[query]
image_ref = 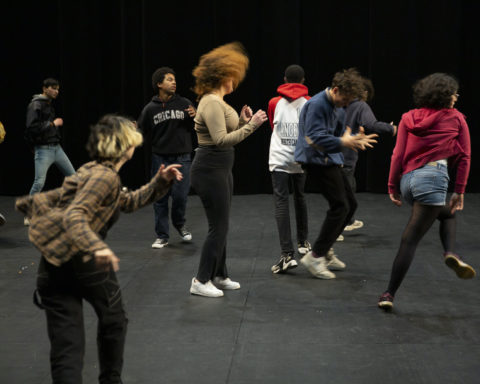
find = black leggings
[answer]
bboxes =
[191,146,234,283]
[386,203,456,295]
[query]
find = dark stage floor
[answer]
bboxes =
[0,193,479,384]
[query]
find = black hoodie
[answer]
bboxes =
[25,94,61,146]
[137,94,195,155]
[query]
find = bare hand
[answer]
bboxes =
[53,118,63,127]
[94,248,119,271]
[158,163,183,182]
[341,126,378,151]
[185,105,196,118]
[389,193,402,207]
[449,193,464,214]
[391,122,398,136]
[250,109,268,127]
[240,105,253,121]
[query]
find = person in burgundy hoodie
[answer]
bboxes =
[378,73,476,310]
[267,65,311,274]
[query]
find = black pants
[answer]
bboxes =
[271,171,308,254]
[304,164,357,256]
[342,165,357,225]
[36,256,128,384]
[191,146,234,283]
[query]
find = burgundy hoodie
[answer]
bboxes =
[267,83,310,130]
[388,108,471,194]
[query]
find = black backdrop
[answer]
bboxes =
[1,0,478,195]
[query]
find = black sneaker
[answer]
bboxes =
[176,226,192,241]
[271,252,298,274]
[378,292,394,310]
[297,240,312,255]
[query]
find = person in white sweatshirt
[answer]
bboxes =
[267,65,312,274]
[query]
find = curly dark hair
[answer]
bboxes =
[192,42,249,99]
[151,67,175,91]
[412,73,458,109]
[331,68,364,99]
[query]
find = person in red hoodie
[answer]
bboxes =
[267,65,312,273]
[378,73,476,310]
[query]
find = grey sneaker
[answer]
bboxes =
[326,248,346,271]
[300,252,335,279]
[297,240,312,255]
[152,238,168,249]
[271,252,298,274]
[176,226,192,241]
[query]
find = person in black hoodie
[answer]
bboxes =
[138,67,196,248]
[24,78,75,225]
[341,77,396,233]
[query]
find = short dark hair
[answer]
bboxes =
[412,73,458,109]
[285,64,305,83]
[331,68,363,99]
[362,77,375,103]
[151,67,175,91]
[43,78,59,88]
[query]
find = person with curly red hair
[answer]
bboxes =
[189,42,267,297]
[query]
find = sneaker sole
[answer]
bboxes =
[445,255,476,279]
[378,301,393,310]
[190,288,224,297]
[152,243,168,249]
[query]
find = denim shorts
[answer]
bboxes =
[400,162,449,206]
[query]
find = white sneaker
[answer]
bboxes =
[336,234,344,242]
[152,238,168,248]
[213,277,241,290]
[297,240,312,255]
[327,248,346,271]
[24,217,30,226]
[190,278,224,297]
[344,220,364,232]
[300,252,336,279]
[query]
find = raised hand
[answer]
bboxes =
[158,163,183,182]
[240,105,253,121]
[250,109,268,127]
[94,248,120,271]
[341,126,378,151]
[185,105,196,118]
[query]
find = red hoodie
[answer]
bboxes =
[267,83,310,129]
[388,108,471,194]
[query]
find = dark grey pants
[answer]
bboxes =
[271,171,308,254]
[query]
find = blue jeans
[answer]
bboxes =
[151,153,191,239]
[30,144,75,195]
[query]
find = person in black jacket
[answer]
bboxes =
[341,77,397,233]
[24,78,75,225]
[137,67,196,248]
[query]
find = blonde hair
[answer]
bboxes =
[87,114,143,162]
[192,42,249,99]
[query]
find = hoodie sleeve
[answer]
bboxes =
[267,97,281,130]
[25,101,55,141]
[357,102,395,135]
[303,100,342,153]
[452,114,471,193]
[388,115,408,194]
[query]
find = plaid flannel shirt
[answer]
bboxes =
[16,161,172,266]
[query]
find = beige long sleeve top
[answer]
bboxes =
[194,94,258,147]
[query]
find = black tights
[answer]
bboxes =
[386,203,456,296]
